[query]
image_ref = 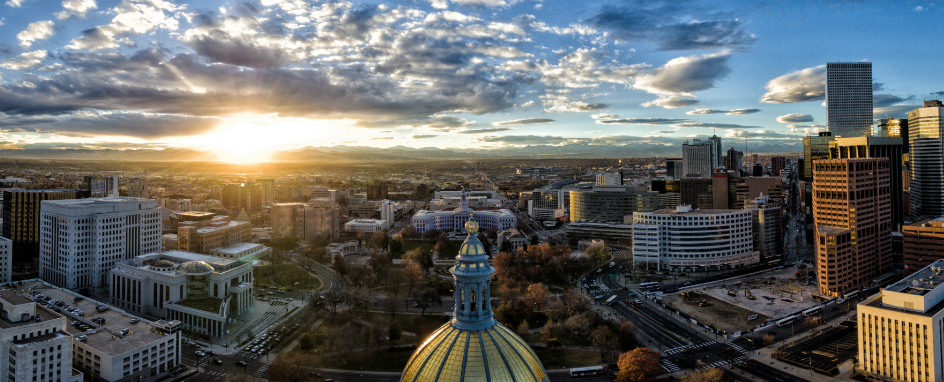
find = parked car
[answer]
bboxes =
[195,351,206,357]
[235,361,247,367]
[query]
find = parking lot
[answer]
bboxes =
[774,320,858,376]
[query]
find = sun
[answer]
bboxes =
[177,118,349,164]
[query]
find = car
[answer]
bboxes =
[195,351,206,357]
[76,335,87,342]
[251,346,260,352]
[130,318,140,324]
[244,346,253,351]
[212,359,223,365]
[235,361,248,367]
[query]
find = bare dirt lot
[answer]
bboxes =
[662,291,771,334]
[699,267,821,318]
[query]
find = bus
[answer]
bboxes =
[605,295,618,305]
[845,290,860,300]
[776,316,798,327]
[640,282,659,289]
[768,259,782,266]
[802,307,821,317]
[570,366,604,377]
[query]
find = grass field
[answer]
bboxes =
[316,345,604,371]
[253,260,322,290]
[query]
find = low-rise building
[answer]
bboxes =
[327,241,359,257]
[343,219,387,233]
[0,288,83,382]
[858,260,944,382]
[497,228,527,252]
[411,190,515,234]
[109,251,253,339]
[177,217,251,254]
[208,243,271,261]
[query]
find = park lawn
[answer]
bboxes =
[395,313,450,334]
[254,260,322,289]
[317,347,417,372]
[402,241,435,253]
[532,347,604,370]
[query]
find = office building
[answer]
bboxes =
[256,179,276,205]
[569,186,659,222]
[366,181,388,200]
[271,202,341,240]
[39,197,162,292]
[497,228,528,252]
[84,176,119,198]
[879,117,909,142]
[830,136,905,230]
[430,190,501,210]
[725,147,743,173]
[271,203,306,238]
[595,172,623,186]
[681,137,721,178]
[770,156,786,177]
[344,219,387,233]
[813,158,892,296]
[21,280,181,382]
[208,243,271,261]
[903,217,944,274]
[744,194,782,262]
[910,101,944,219]
[125,177,148,198]
[826,62,873,137]
[411,190,515,234]
[175,216,251,254]
[0,288,84,382]
[564,221,633,247]
[3,190,80,272]
[109,251,253,339]
[802,132,836,181]
[0,238,11,283]
[380,200,395,226]
[733,177,784,209]
[858,260,944,382]
[527,189,566,221]
[633,206,758,271]
[665,158,683,179]
[221,183,262,224]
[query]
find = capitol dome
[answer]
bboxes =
[178,261,214,275]
[400,218,549,382]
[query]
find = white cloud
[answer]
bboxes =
[17,20,55,48]
[57,0,98,19]
[5,0,30,6]
[760,65,825,103]
[450,0,509,8]
[633,51,732,96]
[592,113,618,119]
[915,6,926,11]
[67,0,183,50]
[0,50,48,70]
[776,113,814,123]
[492,118,555,126]
[641,95,699,109]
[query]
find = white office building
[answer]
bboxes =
[380,200,395,229]
[909,101,944,218]
[681,136,721,178]
[109,251,253,339]
[412,190,515,234]
[826,62,873,138]
[0,288,83,382]
[344,219,387,233]
[39,198,162,292]
[429,190,501,211]
[633,206,758,271]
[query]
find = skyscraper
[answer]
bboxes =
[812,158,892,296]
[256,179,276,205]
[826,62,873,137]
[681,136,722,178]
[2,189,79,273]
[909,100,944,219]
[830,136,905,231]
[725,147,743,173]
[770,156,786,176]
[221,182,263,224]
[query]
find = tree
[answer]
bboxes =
[591,325,618,361]
[524,283,549,311]
[372,231,391,250]
[405,248,433,269]
[616,348,661,382]
[586,243,610,266]
[516,320,531,335]
[388,320,402,345]
[298,332,315,351]
[413,287,443,315]
[404,262,424,298]
[763,333,776,346]
[500,240,512,253]
[680,367,726,382]
[617,321,638,351]
[384,296,401,318]
[530,234,539,245]
[333,254,349,277]
[389,238,405,256]
[267,353,312,382]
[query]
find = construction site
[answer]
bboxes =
[662,267,822,333]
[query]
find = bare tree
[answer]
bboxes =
[413,287,442,315]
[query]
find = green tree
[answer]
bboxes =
[530,234,539,245]
[298,333,315,351]
[388,320,402,345]
[333,254,349,277]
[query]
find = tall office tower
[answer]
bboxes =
[830,136,905,231]
[367,181,388,200]
[39,197,161,291]
[770,156,786,176]
[415,183,428,198]
[812,158,892,296]
[682,141,712,178]
[665,158,683,179]
[909,101,944,219]
[256,179,276,205]
[125,177,148,198]
[2,189,79,273]
[270,203,306,239]
[724,147,743,173]
[826,62,873,137]
[304,205,340,240]
[744,194,782,263]
[858,261,944,382]
[752,163,763,177]
[221,182,262,224]
[84,175,119,198]
[380,200,395,229]
[802,132,835,180]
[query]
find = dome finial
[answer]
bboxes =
[464,217,479,234]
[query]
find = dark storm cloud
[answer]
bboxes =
[586,4,755,51]
[874,94,916,108]
[0,111,218,138]
[677,121,760,129]
[187,32,294,69]
[933,91,944,96]
[411,134,439,139]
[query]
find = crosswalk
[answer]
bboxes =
[201,370,227,381]
[661,360,680,372]
[253,365,269,378]
[727,343,747,354]
[699,356,748,369]
[663,341,716,355]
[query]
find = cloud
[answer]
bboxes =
[492,118,555,126]
[478,135,575,146]
[591,113,618,119]
[642,95,698,109]
[760,65,825,103]
[57,0,97,19]
[5,0,30,6]
[456,127,514,134]
[0,111,219,139]
[633,51,732,96]
[687,108,761,115]
[66,0,182,50]
[915,5,926,11]
[595,118,688,125]
[17,20,55,48]
[0,50,49,70]
[776,113,814,123]
[450,0,510,8]
[677,121,761,129]
[875,105,920,119]
[66,27,119,50]
[542,93,609,112]
[586,5,755,51]
[411,134,439,139]
[874,94,916,108]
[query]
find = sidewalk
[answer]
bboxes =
[746,348,854,382]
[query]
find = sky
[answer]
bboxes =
[0,0,942,162]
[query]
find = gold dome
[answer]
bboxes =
[401,322,549,382]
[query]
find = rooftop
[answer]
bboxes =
[886,260,944,293]
[149,251,241,270]
[647,207,745,215]
[817,226,851,236]
[173,298,224,315]
[0,289,34,305]
[211,243,266,254]
[0,304,62,330]
[195,220,249,234]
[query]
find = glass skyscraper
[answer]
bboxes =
[826,62,873,137]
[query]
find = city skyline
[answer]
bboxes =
[0,0,941,162]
